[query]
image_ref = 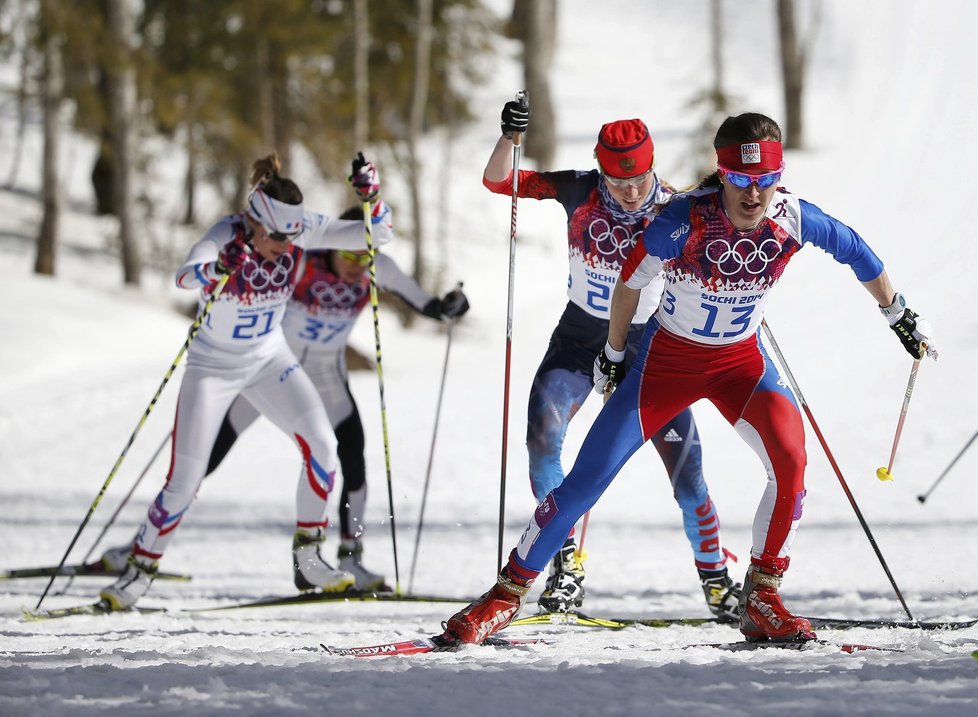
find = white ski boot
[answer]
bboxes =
[337,539,388,591]
[99,555,158,610]
[292,528,355,592]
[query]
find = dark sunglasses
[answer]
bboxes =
[268,230,300,243]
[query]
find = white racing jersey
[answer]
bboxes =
[175,206,394,358]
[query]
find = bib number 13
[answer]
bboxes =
[657,289,757,338]
[692,302,754,339]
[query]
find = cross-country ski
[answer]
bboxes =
[0,562,191,582]
[322,634,552,657]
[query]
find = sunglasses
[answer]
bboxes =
[718,164,784,190]
[268,231,300,243]
[601,168,654,188]
[337,249,372,267]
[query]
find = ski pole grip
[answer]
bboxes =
[512,90,529,146]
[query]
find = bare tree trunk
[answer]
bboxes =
[352,0,369,151]
[512,0,556,170]
[711,0,724,107]
[105,0,140,285]
[777,0,805,148]
[251,1,275,152]
[183,121,197,225]
[34,0,65,277]
[5,15,33,190]
[407,0,433,294]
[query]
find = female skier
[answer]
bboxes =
[200,204,469,591]
[446,112,937,644]
[100,153,395,609]
[481,100,739,618]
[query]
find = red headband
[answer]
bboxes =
[715,140,783,172]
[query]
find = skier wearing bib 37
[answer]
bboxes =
[446,111,937,645]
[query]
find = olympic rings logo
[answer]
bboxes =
[241,252,295,291]
[588,218,640,266]
[309,280,368,309]
[705,236,781,277]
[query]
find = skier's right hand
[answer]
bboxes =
[216,236,253,275]
[592,342,626,396]
[501,99,530,139]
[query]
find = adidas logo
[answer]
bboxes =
[663,429,682,443]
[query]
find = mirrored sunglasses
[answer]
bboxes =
[718,164,784,190]
[601,168,654,188]
[337,249,372,267]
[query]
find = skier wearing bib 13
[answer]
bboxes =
[446,111,937,644]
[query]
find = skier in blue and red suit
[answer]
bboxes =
[480,99,740,618]
[449,111,937,645]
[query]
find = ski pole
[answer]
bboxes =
[360,193,402,594]
[36,273,230,610]
[761,320,914,621]
[407,290,460,593]
[876,356,923,482]
[498,89,529,572]
[918,427,978,504]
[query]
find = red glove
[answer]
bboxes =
[216,236,253,275]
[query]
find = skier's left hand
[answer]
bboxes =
[881,293,938,360]
[349,152,380,202]
[439,289,470,319]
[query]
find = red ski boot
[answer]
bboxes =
[444,570,530,645]
[739,562,816,643]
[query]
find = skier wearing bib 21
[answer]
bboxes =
[484,100,740,619]
[99,154,395,610]
[446,112,937,644]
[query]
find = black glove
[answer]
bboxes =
[501,98,530,139]
[889,309,933,360]
[440,289,470,318]
[216,236,253,275]
[880,293,938,360]
[421,289,470,321]
[592,344,625,396]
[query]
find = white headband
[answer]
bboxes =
[246,187,304,236]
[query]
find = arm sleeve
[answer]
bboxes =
[799,198,884,282]
[301,201,394,251]
[621,196,691,288]
[175,219,233,289]
[375,253,435,312]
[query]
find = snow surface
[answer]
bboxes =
[2,1,978,715]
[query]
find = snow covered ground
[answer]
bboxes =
[2,1,978,715]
